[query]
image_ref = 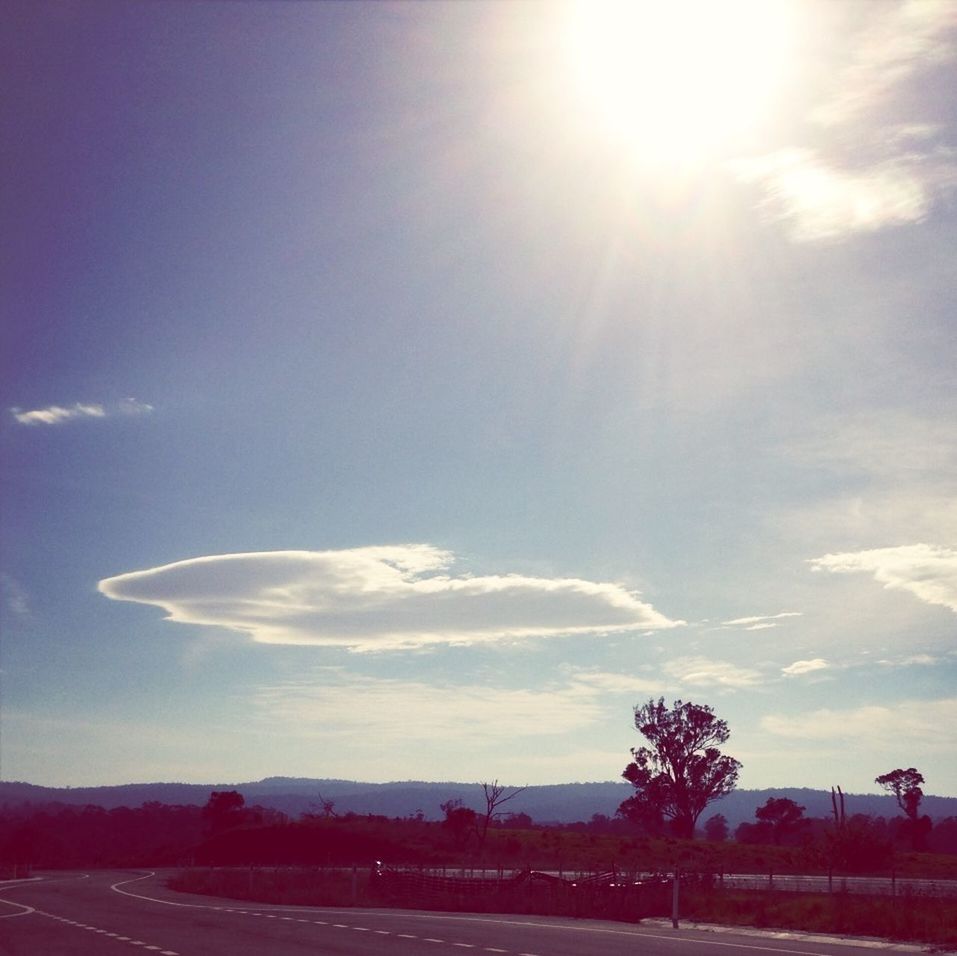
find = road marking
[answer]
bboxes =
[484,949,508,953]
[452,943,476,948]
[398,933,418,938]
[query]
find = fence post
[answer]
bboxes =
[351,865,358,905]
[671,869,679,929]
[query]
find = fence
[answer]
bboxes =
[371,865,673,920]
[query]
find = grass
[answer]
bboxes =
[681,888,957,947]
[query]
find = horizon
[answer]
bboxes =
[2,1,956,796]
[6,775,951,803]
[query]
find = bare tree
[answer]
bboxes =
[312,790,338,818]
[478,779,527,851]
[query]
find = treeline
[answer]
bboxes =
[3,793,957,871]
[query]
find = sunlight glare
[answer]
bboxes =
[562,0,796,165]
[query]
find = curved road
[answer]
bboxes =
[0,870,919,956]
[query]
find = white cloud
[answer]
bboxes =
[11,398,153,426]
[733,2,957,242]
[782,658,829,676]
[810,544,957,615]
[98,546,681,650]
[662,656,762,688]
[12,403,105,426]
[735,147,957,242]
[722,611,802,630]
[761,697,957,749]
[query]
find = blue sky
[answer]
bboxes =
[2,0,955,796]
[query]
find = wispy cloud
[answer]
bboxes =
[786,412,957,483]
[877,653,939,667]
[662,656,762,688]
[11,398,153,426]
[762,697,957,748]
[721,611,802,631]
[253,673,608,741]
[810,544,957,615]
[1,574,30,618]
[811,0,957,127]
[565,669,665,696]
[782,658,829,676]
[735,147,957,242]
[734,1,957,242]
[98,547,682,650]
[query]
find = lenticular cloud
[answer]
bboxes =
[97,546,680,649]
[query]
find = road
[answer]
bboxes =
[0,870,921,956]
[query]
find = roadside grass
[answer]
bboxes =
[681,888,957,947]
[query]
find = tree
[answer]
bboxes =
[202,791,246,835]
[440,798,477,846]
[754,797,808,845]
[618,698,741,839]
[875,767,930,850]
[478,780,527,851]
[703,813,729,842]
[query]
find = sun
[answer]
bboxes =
[561,0,796,166]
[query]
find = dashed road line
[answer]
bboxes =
[28,909,179,954]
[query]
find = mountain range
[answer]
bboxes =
[3,778,957,829]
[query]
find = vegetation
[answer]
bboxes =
[680,888,957,947]
[3,704,956,947]
[619,698,741,838]
[876,767,931,850]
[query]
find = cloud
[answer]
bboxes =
[733,2,957,242]
[735,147,957,242]
[564,670,665,696]
[253,673,608,741]
[811,0,957,127]
[721,611,802,631]
[10,398,153,426]
[877,653,938,667]
[761,697,957,748]
[1,574,30,618]
[810,544,957,614]
[98,546,681,650]
[782,658,829,676]
[786,412,957,483]
[11,403,105,426]
[662,656,762,688]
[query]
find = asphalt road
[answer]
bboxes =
[0,870,920,956]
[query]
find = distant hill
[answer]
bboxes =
[2,778,955,829]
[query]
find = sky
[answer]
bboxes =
[2,0,956,798]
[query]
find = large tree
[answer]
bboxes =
[876,767,930,850]
[618,698,741,839]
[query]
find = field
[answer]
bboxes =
[170,818,957,947]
